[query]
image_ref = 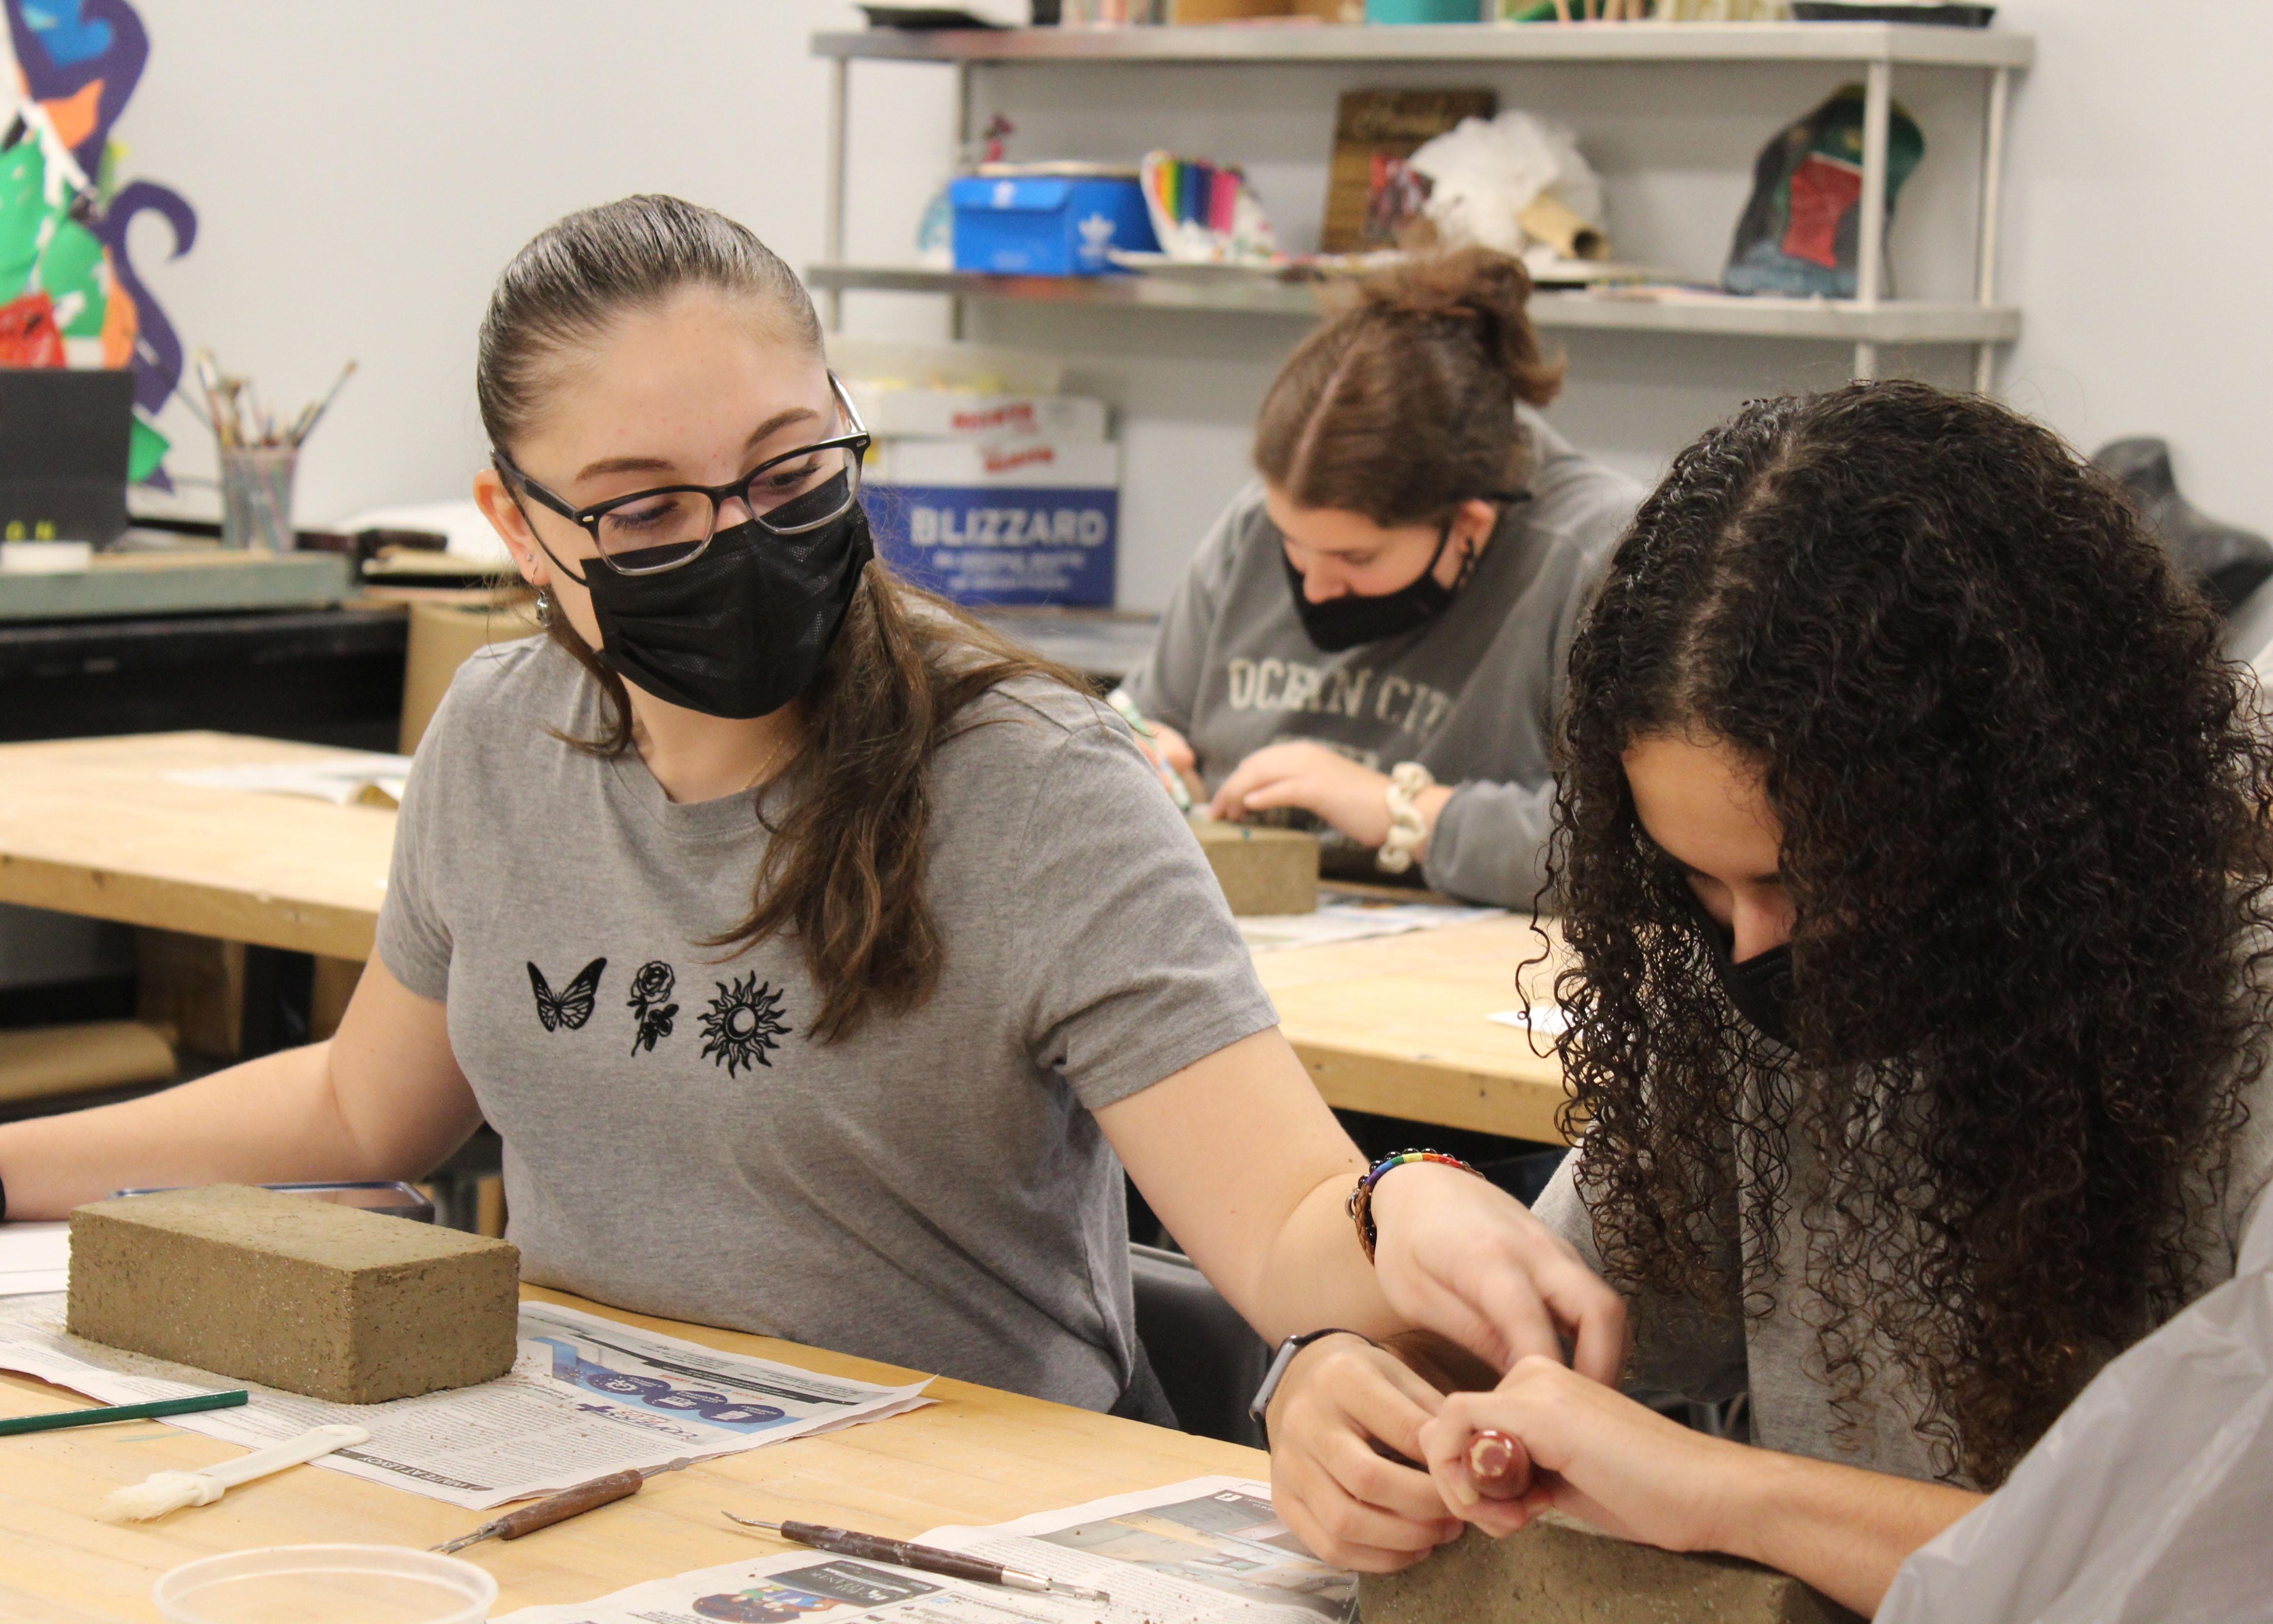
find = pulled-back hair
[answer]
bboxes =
[477,195,1081,1042]
[1253,247,1563,526]
[1549,380,2269,1486]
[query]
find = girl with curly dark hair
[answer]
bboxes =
[1267,382,2273,1612]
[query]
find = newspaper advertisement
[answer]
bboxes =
[0,1293,930,1509]
[496,1475,1356,1624]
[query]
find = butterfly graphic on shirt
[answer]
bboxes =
[699,973,792,1076]
[527,957,605,1032]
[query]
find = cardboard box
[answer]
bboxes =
[867,438,1120,607]
[950,174,1160,276]
[827,337,1066,396]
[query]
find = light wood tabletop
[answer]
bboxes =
[0,733,1572,1141]
[0,1284,1259,1624]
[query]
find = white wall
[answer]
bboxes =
[115,0,882,526]
[1990,0,2273,535]
[110,0,2273,602]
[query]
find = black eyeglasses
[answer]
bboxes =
[495,374,872,577]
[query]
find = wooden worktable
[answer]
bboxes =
[0,733,1571,1140]
[0,1285,1257,1623]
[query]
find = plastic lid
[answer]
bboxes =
[152,1545,499,1624]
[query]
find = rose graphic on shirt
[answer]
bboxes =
[627,960,679,1055]
[699,973,792,1076]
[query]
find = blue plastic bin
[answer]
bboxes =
[949,174,1159,276]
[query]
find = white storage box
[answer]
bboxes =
[865,439,1120,607]
[845,384,1108,443]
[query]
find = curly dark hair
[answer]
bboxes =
[1547,380,2270,1486]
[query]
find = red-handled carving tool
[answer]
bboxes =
[431,1457,692,1554]
[1468,1427,1534,1497]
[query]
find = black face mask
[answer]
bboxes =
[1284,523,1463,654]
[1680,887,1795,1049]
[581,479,873,721]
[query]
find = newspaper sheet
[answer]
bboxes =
[1236,899,1503,953]
[0,1294,930,1509]
[495,1475,1356,1624]
[0,1221,68,1296]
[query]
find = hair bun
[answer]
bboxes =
[1354,247,1544,389]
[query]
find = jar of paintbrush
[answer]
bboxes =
[194,350,355,552]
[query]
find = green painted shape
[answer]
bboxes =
[0,141,53,302]
[42,217,108,335]
[128,416,170,482]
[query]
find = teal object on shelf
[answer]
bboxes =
[1366,0,1480,19]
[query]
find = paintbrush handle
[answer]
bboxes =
[0,1390,248,1437]
[492,1468,643,1540]
[202,1423,369,1489]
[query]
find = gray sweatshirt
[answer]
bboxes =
[1122,412,1642,906]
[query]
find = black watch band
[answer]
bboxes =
[1248,1327,1370,1447]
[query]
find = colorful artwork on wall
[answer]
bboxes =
[2,0,196,484]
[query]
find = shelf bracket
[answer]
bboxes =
[1973,64,2013,394]
[824,55,850,332]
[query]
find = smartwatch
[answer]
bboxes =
[1248,1327,1372,1446]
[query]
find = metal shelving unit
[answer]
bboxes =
[811,20,2030,384]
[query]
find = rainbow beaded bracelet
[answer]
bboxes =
[1347,1148,1484,1264]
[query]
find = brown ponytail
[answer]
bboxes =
[478,195,1083,1042]
[1254,246,1564,527]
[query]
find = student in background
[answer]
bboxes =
[0,197,1609,1461]
[1264,383,2273,1611]
[1118,248,1641,908]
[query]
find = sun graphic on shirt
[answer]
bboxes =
[698,974,792,1076]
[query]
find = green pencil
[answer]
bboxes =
[0,1390,249,1437]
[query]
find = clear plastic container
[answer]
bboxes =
[153,1545,497,1624]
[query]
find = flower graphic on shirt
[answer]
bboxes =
[699,973,792,1076]
[627,960,679,1056]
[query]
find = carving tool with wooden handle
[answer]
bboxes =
[725,1514,1113,1605]
[431,1456,692,1554]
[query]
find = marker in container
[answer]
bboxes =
[725,1514,1112,1606]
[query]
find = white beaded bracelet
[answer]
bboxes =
[1377,761,1437,874]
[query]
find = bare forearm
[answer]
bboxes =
[0,1043,389,1218]
[1235,1171,1404,1345]
[1711,1446,1983,1616]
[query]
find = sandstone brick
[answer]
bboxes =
[1360,1517,1863,1624]
[67,1183,519,1405]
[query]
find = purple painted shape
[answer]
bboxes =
[91,178,195,416]
[8,0,148,174]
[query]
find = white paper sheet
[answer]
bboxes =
[1486,1003,1567,1036]
[1237,899,1503,953]
[496,1474,1356,1624]
[0,1295,930,1509]
[166,754,414,808]
[0,1222,68,1296]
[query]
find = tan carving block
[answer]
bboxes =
[1360,1519,1864,1624]
[1191,820,1319,916]
[67,1183,520,1405]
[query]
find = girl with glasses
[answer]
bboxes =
[0,197,1606,1459]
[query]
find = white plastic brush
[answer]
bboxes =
[100,1422,370,1522]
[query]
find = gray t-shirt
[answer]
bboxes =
[376,637,1279,1414]
[1532,1059,2273,1484]
[1121,411,1641,908]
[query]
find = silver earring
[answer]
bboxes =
[533,587,553,627]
